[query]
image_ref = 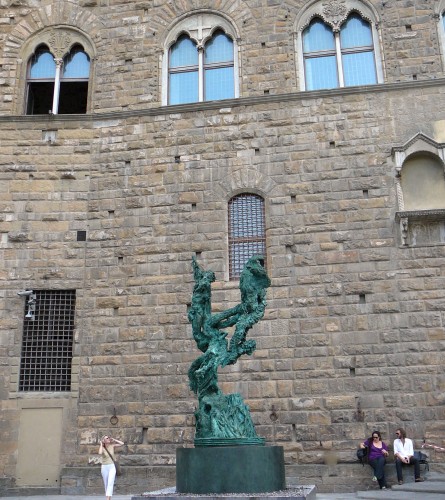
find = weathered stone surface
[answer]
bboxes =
[1,0,445,496]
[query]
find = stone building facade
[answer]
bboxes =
[1,0,445,495]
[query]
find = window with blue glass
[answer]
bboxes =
[442,13,445,53]
[168,35,199,105]
[303,14,377,91]
[228,194,267,280]
[26,44,90,115]
[169,30,234,105]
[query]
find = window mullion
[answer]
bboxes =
[335,32,344,87]
[52,58,63,114]
[198,46,204,102]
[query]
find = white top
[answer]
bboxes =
[394,437,414,459]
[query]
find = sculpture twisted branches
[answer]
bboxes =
[188,255,270,445]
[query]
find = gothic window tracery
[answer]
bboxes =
[22,28,93,115]
[163,13,239,105]
[295,0,383,91]
[26,44,90,115]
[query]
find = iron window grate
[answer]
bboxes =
[228,194,266,280]
[19,290,76,392]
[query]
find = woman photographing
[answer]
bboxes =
[98,435,124,500]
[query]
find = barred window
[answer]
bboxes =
[228,194,266,280]
[19,290,76,391]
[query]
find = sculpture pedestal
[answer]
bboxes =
[176,445,285,494]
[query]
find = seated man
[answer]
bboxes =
[393,428,424,484]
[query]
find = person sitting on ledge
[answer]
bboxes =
[394,427,424,485]
[359,430,390,490]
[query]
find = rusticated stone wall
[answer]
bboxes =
[0,0,445,495]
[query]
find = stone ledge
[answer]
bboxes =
[1,79,445,123]
[395,209,445,222]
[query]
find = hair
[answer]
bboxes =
[370,430,382,442]
[396,428,406,439]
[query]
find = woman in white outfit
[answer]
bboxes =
[98,435,124,500]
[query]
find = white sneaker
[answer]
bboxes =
[372,476,377,482]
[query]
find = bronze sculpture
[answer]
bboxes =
[188,255,271,445]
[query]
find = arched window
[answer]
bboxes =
[302,14,376,90]
[302,18,338,90]
[169,35,199,105]
[340,14,376,86]
[26,43,90,115]
[26,45,56,115]
[168,30,234,104]
[59,45,90,114]
[228,194,266,280]
[204,30,234,101]
[163,13,239,105]
[296,1,383,91]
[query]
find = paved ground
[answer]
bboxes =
[2,476,445,500]
[0,492,441,500]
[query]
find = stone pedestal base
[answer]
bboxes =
[176,445,285,494]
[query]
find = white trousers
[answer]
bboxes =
[101,463,116,497]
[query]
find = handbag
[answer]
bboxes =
[414,450,429,471]
[414,450,428,462]
[357,446,368,466]
[104,445,122,476]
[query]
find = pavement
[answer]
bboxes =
[2,474,445,500]
[0,491,443,500]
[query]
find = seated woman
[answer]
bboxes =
[359,430,390,490]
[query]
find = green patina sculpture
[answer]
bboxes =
[188,255,271,446]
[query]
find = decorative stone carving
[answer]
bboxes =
[400,217,409,246]
[165,12,238,48]
[395,210,445,246]
[297,0,377,31]
[322,0,348,30]
[47,29,72,59]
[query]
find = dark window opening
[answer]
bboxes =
[58,81,88,114]
[26,82,54,115]
[77,230,87,241]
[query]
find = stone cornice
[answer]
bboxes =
[395,209,445,222]
[1,78,445,123]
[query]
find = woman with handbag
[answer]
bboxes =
[359,430,390,490]
[99,435,124,500]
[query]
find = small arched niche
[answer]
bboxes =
[393,133,445,246]
[401,153,445,211]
